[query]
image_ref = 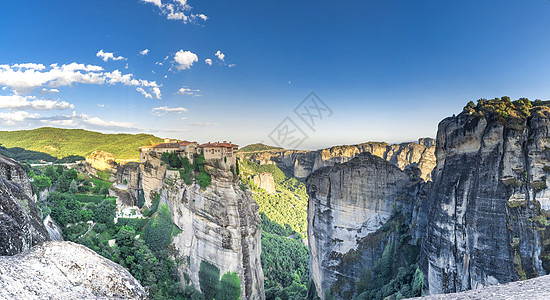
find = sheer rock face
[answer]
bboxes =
[253,172,276,194]
[243,139,436,181]
[0,154,34,199]
[151,158,264,300]
[139,151,166,207]
[421,107,550,295]
[306,153,425,299]
[43,215,63,241]
[0,241,147,300]
[0,156,49,255]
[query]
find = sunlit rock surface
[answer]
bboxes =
[421,105,550,294]
[243,139,436,181]
[0,241,147,300]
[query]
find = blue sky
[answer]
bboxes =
[1,0,550,150]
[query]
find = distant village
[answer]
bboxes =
[138,138,239,165]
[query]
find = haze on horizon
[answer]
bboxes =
[1,0,550,150]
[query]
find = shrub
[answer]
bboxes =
[198,170,212,190]
[136,189,146,208]
[143,204,175,251]
[199,261,220,300]
[93,198,117,227]
[218,271,241,300]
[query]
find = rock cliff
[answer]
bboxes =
[421,102,550,294]
[0,154,49,256]
[305,99,550,299]
[306,153,426,299]
[0,241,147,299]
[0,154,34,198]
[253,172,276,194]
[141,151,265,299]
[139,151,166,207]
[84,150,117,180]
[242,139,436,181]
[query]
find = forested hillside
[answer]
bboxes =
[238,158,317,299]
[0,127,162,160]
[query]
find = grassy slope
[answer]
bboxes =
[0,127,163,159]
[238,143,283,153]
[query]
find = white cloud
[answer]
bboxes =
[189,122,217,126]
[215,50,225,61]
[152,106,188,116]
[0,111,38,125]
[151,87,162,99]
[142,0,162,8]
[228,64,236,68]
[140,0,207,24]
[178,87,201,96]
[39,111,136,130]
[98,104,105,107]
[0,62,161,98]
[136,87,153,99]
[12,63,46,70]
[96,50,127,62]
[0,94,74,111]
[140,49,150,56]
[174,50,198,71]
[40,88,59,94]
[205,59,212,66]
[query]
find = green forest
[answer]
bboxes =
[239,158,308,234]
[0,127,162,160]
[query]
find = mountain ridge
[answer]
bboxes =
[0,127,162,160]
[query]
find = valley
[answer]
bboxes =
[2,98,550,299]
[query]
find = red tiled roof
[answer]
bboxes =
[198,142,239,148]
[146,143,179,149]
[178,140,195,146]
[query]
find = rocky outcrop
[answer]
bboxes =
[86,150,117,171]
[0,154,34,199]
[139,151,265,299]
[253,173,276,194]
[116,161,140,187]
[242,139,436,181]
[139,151,166,207]
[413,273,550,300]
[306,153,426,299]
[420,105,550,295]
[84,150,117,180]
[43,215,63,241]
[0,157,49,255]
[0,241,147,299]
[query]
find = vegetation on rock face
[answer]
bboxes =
[462,97,550,130]
[0,127,162,159]
[339,211,424,300]
[144,204,179,252]
[162,151,212,189]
